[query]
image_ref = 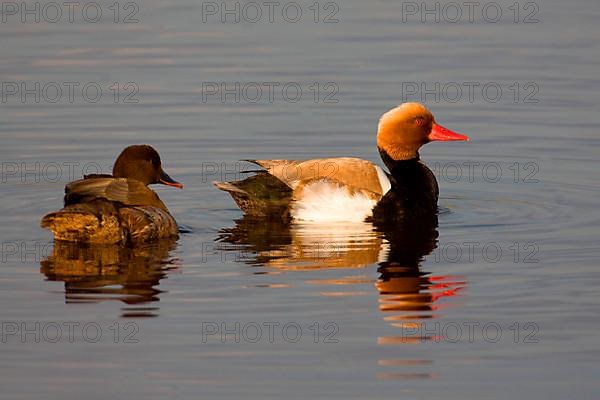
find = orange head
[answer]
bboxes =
[377,103,469,160]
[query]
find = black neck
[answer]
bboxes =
[378,147,420,176]
[372,147,439,224]
[377,146,438,202]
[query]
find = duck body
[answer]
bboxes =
[215,155,437,223]
[215,103,467,223]
[41,145,182,245]
[217,157,389,222]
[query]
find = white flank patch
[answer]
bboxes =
[291,180,377,222]
[374,165,392,194]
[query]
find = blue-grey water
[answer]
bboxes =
[1,0,599,399]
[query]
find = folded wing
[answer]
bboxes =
[65,177,167,210]
[248,157,390,196]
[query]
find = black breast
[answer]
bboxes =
[372,148,439,225]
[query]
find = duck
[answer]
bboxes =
[41,145,183,245]
[214,102,468,223]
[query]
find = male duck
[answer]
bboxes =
[41,145,183,245]
[214,103,468,223]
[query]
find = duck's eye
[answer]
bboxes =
[415,118,425,127]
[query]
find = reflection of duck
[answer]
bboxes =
[215,103,468,223]
[40,238,179,315]
[41,145,183,245]
[218,215,440,270]
[376,217,464,319]
[219,214,465,326]
[217,217,384,270]
[218,215,466,378]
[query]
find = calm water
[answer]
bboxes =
[1,0,599,398]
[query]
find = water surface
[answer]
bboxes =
[1,0,599,398]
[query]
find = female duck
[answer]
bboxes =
[41,145,183,245]
[214,102,468,223]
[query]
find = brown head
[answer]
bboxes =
[112,145,183,188]
[376,102,469,161]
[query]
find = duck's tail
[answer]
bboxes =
[41,203,124,244]
[213,171,293,221]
